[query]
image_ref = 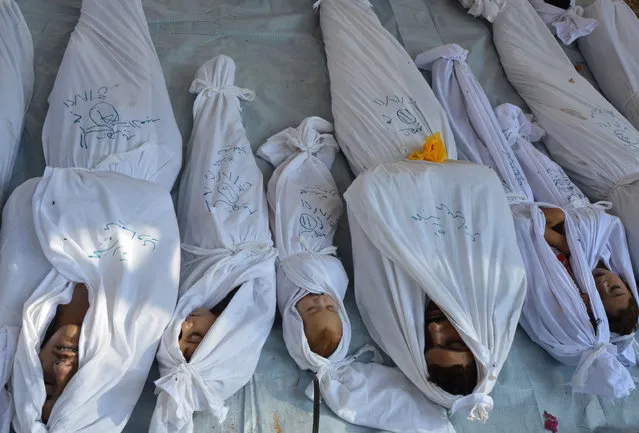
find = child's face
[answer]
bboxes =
[424,303,474,369]
[179,308,218,361]
[39,324,81,423]
[296,293,342,349]
[592,268,632,316]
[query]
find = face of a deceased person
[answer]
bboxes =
[39,324,81,422]
[296,293,343,356]
[424,303,475,368]
[179,308,218,361]
[592,268,632,315]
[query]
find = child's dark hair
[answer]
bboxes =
[608,296,639,335]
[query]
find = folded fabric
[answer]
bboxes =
[415,44,533,203]
[346,160,526,424]
[151,56,276,433]
[579,0,639,129]
[0,0,33,207]
[318,0,455,176]
[492,0,639,282]
[5,167,180,433]
[42,0,182,191]
[528,0,598,45]
[497,103,638,390]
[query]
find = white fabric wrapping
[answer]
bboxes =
[417,46,633,397]
[346,160,526,422]
[527,0,598,45]
[0,0,33,206]
[318,0,456,176]
[0,179,48,433]
[492,0,639,281]
[151,56,276,433]
[496,103,639,370]
[415,44,533,203]
[5,167,180,433]
[42,0,181,191]
[580,0,639,129]
[258,118,451,432]
[458,0,505,22]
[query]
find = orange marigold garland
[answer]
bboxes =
[408,132,447,163]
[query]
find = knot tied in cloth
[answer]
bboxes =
[257,117,339,169]
[415,44,469,70]
[189,81,255,102]
[494,103,545,148]
[572,342,635,398]
[449,392,494,423]
[154,362,228,427]
[527,0,598,44]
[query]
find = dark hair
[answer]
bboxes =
[608,296,639,335]
[428,363,478,396]
[544,0,570,9]
[308,328,341,358]
[211,286,240,316]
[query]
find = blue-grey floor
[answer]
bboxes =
[11,0,639,431]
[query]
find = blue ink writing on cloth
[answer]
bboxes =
[297,186,339,238]
[373,95,427,137]
[88,221,159,262]
[64,85,161,149]
[412,204,480,242]
[204,169,256,215]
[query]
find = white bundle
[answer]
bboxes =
[42,0,182,191]
[415,44,533,203]
[496,103,637,395]
[318,0,456,176]
[346,160,527,424]
[0,0,33,206]
[492,0,639,280]
[458,0,506,22]
[580,0,639,129]
[151,56,276,433]
[528,0,598,45]
[4,168,180,433]
[259,118,449,432]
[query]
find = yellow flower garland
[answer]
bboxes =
[408,132,447,163]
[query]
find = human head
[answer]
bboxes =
[424,302,477,396]
[39,324,81,423]
[179,308,218,361]
[593,268,638,335]
[296,293,343,358]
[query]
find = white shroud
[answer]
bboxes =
[346,160,526,424]
[580,0,639,130]
[3,168,180,433]
[150,56,276,433]
[492,0,639,283]
[259,118,450,432]
[0,0,33,206]
[318,0,456,176]
[42,0,182,191]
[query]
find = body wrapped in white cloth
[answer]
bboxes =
[318,0,456,176]
[258,118,450,432]
[0,168,180,433]
[346,160,527,425]
[41,0,182,191]
[498,104,638,396]
[0,0,33,206]
[150,56,276,433]
[580,0,639,130]
[491,0,639,283]
[419,45,637,397]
